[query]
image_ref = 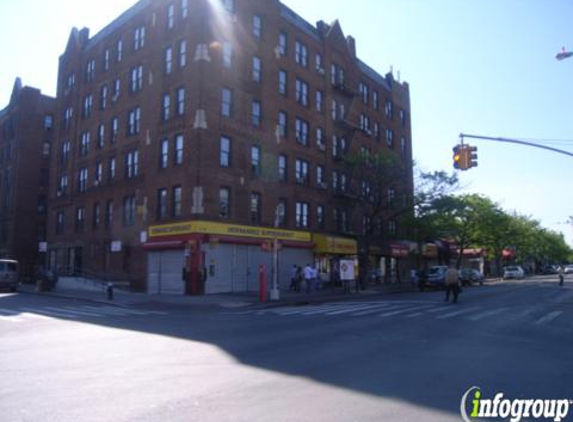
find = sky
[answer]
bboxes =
[1,0,572,246]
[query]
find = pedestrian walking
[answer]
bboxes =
[296,266,303,292]
[559,265,565,286]
[304,264,313,293]
[289,264,298,291]
[444,264,460,303]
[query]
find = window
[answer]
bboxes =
[94,162,103,185]
[295,41,307,66]
[315,53,323,72]
[401,136,407,158]
[95,124,104,149]
[160,139,169,168]
[278,32,287,56]
[127,107,141,135]
[116,39,123,62]
[295,79,308,106]
[176,87,185,116]
[360,114,370,133]
[110,117,119,143]
[278,154,287,181]
[363,215,372,235]
[78,167,88,192]
[331,170,339,190]
[174,134,184,165]
[181,0,188,18]
[130,65,143,92]
[134,26,146,51]
[86,59,95,82]
[316,165,325,186]
[123,196,136,226]
[179,39,187,67]
[316,127,324,150]
[61,141,71,164]
[172,185,182,217]
[125,150,139,178]
[100,85,108,109]
[63,107,73,129]
[295,159,309,186]
[58,171,68,194]
[250,192,261,223]
[278,70,287,96]
[386,129,394,148]
[374,122,380,139]
[223,42,232,68]
[387,188,396,205]
[221,88,232,116]
[80,131,90,156]
[108,157,116,181]
[277,111,287,137]
[82,95,93,118]
[385,99,394,120]
[251,145,261,175]
[162,94,171,121]
[105,200,114,228]
[295,118,308,145]
[331,63,344,86]
[219,187,230,218]
[165,47,173,74]
[251,100,261,126]
[253,14,262,38]
[157,188,168,219]
[93,203,101,229]
[373,91,379,110]
[388,220,397,236]
[295,202,309,228]
[317,205,325,229]
[56,210,65,235]
[167,4,175,29]
[400,109,406,127]
[103,49,110,71]
[359,82,369,105]
[315,90,323,112]
[112,79,121,99]
[252,56,261,82]
[277,199,287,227]
[220,136,231,167]
[332,136,347,159]
[75,207,85,232]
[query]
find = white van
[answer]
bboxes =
[0,259,19,292]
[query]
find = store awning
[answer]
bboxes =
[142,240,185,250]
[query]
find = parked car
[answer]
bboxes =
[458,268,484,286]
[542,265,560,275]
[0,259,19,292]
[564,264,573,275]
[424,265,449,289]
[503,265,525,280]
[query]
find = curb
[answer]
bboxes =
[19,287,132,308]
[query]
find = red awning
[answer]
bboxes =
[142,240,185,250]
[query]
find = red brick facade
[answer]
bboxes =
[48,0,413,290]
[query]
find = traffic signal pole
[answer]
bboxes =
[459,133,573,158]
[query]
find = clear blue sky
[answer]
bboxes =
[1,0,572,245]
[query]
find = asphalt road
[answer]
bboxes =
[1,275,572,422]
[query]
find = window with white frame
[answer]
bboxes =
[93,203,101,229]
[165,47,173,74]
[250,192,261,223]
[315,90,323,112]
[123,196,136,226]
[110,117,119,143]
[82,95,93,118]
[278,111,287,137]
[385,99,393,120]
[295,118,308,145]
[316,127,324,149]
[105,200,114,228]
[220,136,231,167]
[219,187,230,218]
[181,0,188,18]
[167,4,175,29]
[95,162,103,185]
[108,157,116,180]
[78,167,88,192]
[127,107,141,135]
[97,124,105,148]
[100,85,108,109]
[295,41,307,66]
[75,206,85,232]
[130,65,143,92]
[295,202,309,228]
[125,150,139,178]
[386,129,394,148]
[277,198,287,227]
[373,91,379,110]
[221,88,232,116]
[174,134,184,165]
[157,188,168,219]
[252,100,261,126]
[316,165,325,186]
[223,42,232,67]
[162,94,171,121]
[279,70,287,96]
[317,205,325,228]
[172,185,182,217]
[253,14,262,39]
[179,39,187,68]
[86,59,95,82]
[278,154,287,181]
[251,145,261,175]
[278,32,287,56]
[80,131,90,156]
[160,139,169,169]
[176,87,185,115]
[103,49,110,71]
[58,171,68,194]
[134,26,146,51]
[113,78,121,99]
[116,39,123,62]
[295,159,309,186]
[295,78,308,106]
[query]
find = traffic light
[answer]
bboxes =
[453,144,469,170]
[468,146,478,168]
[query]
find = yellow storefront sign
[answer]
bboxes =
[149,220,311,242]
[313,234,357,255]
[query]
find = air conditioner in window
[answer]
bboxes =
[317,67,325,75]
[364,129,372,136]
[56,190,62,197]
[317,143,326,151]
[274,45,282,59]
[94,180,100,187]
[276,125,285,137]
[111,93,119,102]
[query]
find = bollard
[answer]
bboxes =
[106,282,114,300]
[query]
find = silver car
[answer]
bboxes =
[503,265,524,280]
[0,259,19,292]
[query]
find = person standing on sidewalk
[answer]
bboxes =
[444,264,460,303]
[289,264,298,291]
[304,264,313,293]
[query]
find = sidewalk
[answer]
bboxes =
[18,277,416,309]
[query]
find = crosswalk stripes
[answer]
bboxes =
[234,301,568,328]
[0,304,168,323]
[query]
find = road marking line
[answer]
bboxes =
[405,312,424,318]
[435,306,481,319]
[378,305,435,317]
[298,304,357,315]
[21,307,80,319]
[427,306,458,313]
[58,307,106,317]
[351,304,400,316]
[81,306,132,315]
[510,309,537,321]
[535,310,563,325]
[467,308,509,321]
[325,303,388,315]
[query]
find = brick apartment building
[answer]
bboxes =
[0,78,55,280]
[48,0,413,294]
